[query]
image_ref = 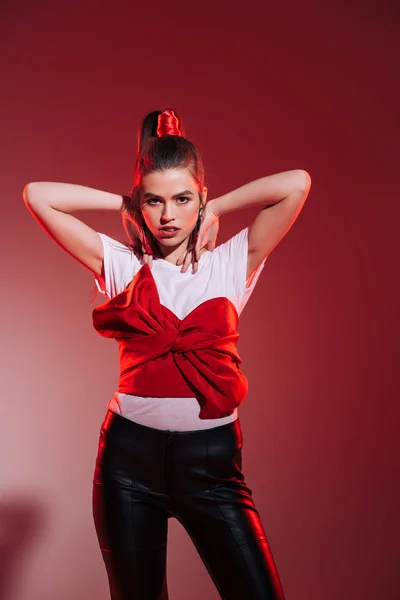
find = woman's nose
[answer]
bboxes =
[161,205,175,220]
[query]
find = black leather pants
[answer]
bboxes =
[92,410,285,600]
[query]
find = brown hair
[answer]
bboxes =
[121,108,206,259]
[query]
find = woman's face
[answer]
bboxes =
[140,168,207,251]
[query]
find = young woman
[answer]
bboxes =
[24,108,311,600]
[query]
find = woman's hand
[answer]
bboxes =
[177,200,220,274]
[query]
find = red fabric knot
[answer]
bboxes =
[171,330,186,353]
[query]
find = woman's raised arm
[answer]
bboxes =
[23,182,124,276]
[209,170,311,277]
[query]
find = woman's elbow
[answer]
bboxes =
[297,169,312,192]
[23,182,42,205]
[23,182,33,204]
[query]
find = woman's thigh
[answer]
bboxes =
[93,481,169,600]
[92,415,170,599]
[177,485,285,600]
[172,419,285,600]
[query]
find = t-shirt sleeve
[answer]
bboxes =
[215,226,268,313]
[93,233,141,299]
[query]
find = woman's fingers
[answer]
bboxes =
[176,250,186,266]
[180,249,193,273]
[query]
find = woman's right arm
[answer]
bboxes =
[23,182,124,276]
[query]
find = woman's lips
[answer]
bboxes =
[159,228,180,238]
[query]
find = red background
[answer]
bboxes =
[1,1,398,599]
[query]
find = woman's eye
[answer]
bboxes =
[147,197,189,205]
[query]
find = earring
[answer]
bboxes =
[187,209,202,257]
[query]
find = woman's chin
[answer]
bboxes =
[155,231,187,245]
[156,237,180,248]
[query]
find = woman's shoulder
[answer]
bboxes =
[97,232,134,252]
[212,227,249,261]
[97,232,143,263]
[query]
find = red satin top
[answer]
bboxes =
[92,264,248,419]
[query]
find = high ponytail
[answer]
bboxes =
[133,108,196,189]
[136,108,185,157]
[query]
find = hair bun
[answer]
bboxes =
[156,109,182,137]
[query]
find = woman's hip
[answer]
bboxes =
[93,410,246,498]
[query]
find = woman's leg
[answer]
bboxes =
[172,419,285,600]
[92,412,170,600]
[178,486,284,600]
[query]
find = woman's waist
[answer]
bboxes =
[107,392,238,432]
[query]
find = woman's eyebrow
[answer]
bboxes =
[143,190,194,199]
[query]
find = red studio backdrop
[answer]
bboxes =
[0,1,398,599]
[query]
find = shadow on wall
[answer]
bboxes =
[0,496,47,600]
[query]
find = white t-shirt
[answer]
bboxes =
[94,227,267,431]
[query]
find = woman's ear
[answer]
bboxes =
[202,186,208,202]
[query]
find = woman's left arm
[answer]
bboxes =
[209,169,311,277]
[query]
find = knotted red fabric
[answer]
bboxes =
[92,264,248,419]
